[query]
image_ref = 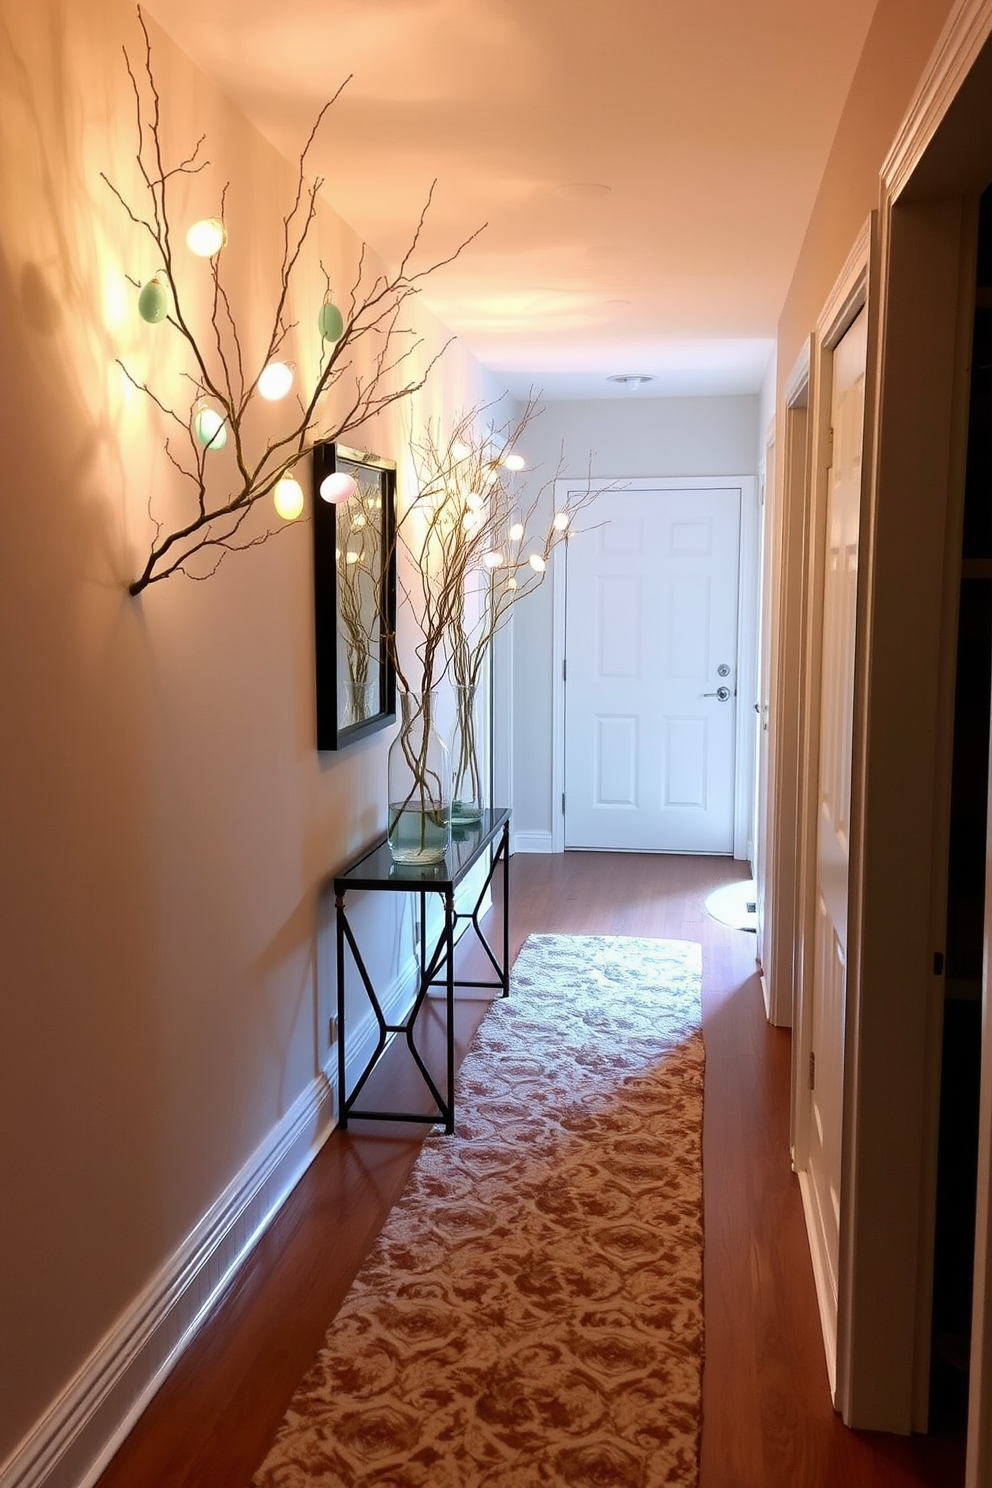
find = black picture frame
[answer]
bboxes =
[312,442,397,750]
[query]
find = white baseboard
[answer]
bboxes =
[1,1074,337,1488]
[798,1168,839,1404]
[512,830,554,854]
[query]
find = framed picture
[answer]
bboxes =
[312,443,396,750]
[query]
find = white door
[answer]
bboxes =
[564,485,741,852]
[805,306,867,1330]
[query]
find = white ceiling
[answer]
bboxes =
[143,0,880,400]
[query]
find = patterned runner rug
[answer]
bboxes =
[252,933,705,1488]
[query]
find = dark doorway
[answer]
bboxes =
[930,184,992,1434]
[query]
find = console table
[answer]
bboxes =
[334,807,510,1133]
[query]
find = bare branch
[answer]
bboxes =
[105,10,483,595]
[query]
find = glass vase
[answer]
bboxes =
[342,677,377,726]
[451,681,489,827]
[387,690,452,864]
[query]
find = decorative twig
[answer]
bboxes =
[106,7,485,595]
[378,398,600,824]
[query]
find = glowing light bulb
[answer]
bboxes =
[186,218,227,257]
[351,512,367,530]
[191,403,228,450]
[507,576,518,590]
[452,440,471,460]
[528,553,546,573]
[504,452,526,471]
[138,275,169,324]
[273,474,304,521]
[345,549,360,564]
[466,492,484,512]
[320,472,358,504]
[257,361,294,400]
[508,522,524,542]
[482,551,503,569]
[463,512,481,532]
[553,511,570,531]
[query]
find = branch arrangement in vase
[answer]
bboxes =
[385,399,598,828]
[106,7,483,595]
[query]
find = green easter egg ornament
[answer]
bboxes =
[318,301,344,342]
[192,406,228,451]
[138,277,169,324]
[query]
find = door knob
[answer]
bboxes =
[703,686,731,701]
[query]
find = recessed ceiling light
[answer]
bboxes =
[553,182,611,201]
[607,374,655,386]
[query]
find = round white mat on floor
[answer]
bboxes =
[705,879,758,932]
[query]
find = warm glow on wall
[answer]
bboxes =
[101,268,131,330]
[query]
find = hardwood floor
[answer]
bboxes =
[94,852,965,1488]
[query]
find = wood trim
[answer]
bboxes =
[783,338,812,410]
[883,0,992,201]
[735,477,761,863]
[792,218,875,1408]
[838,194,973,1433]
[511,830,554,855]
[767,363,810,1044]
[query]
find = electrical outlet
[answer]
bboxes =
[328,1015,339,1046]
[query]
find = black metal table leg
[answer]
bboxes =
[336,893,348,1128]
[331,808,511,1132]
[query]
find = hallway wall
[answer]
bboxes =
[0,1,504,1478]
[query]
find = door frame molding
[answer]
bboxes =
[550,474,758,859]
[765,341,812,1039]
[836,0,992,1451]
[792,216,876,1407]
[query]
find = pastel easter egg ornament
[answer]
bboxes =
[138,275,170,324]
[191,401,228,451]
[318,298,344,343]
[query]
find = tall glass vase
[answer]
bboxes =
[342,677,377,726]
[387,691,452,864]
[451,681,489,827]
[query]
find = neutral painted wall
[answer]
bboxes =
[776,0,958,384]
[508,395,760,840]
[0,0,506,1473]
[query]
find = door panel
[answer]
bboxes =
[806,305,867,1322]
[565,486,741,852]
